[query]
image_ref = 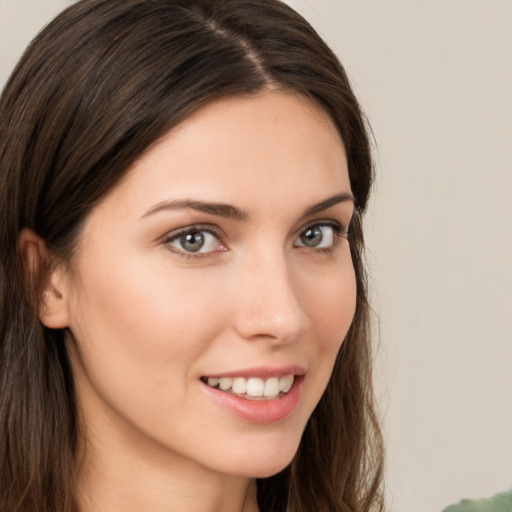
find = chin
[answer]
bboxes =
[248,458,294,479]
[218,436,301,479]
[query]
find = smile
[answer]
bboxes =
[202,375,294,400]
[200,370,305,423]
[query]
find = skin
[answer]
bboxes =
[36,92,356,512]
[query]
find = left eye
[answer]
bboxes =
[166,229,221,254]
[294,224,337,249]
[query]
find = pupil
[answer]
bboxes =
[302,226,323,247]
[181,231,204,252]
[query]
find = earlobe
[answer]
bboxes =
[18,228,70,329]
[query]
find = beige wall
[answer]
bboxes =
[2,1,511,511]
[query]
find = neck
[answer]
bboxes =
[75,435,259,512]
[73,401,260,512]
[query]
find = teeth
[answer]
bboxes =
[280,375,294,393]
[264,377,280,397]
[246,377,264,397]
[204,375,295,398]
[232,377,247,394]
[219,378,232,391]
[207,377,219,387]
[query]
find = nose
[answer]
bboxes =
[231,251,311,344]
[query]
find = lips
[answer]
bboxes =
[200,367,305,423]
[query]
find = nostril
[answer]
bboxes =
[232,304,310,343]
[231,257,311,342]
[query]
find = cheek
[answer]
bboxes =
[65,255,237,451]
[67,254,230,390]
[299,260,357,400]
[306,262,357,348]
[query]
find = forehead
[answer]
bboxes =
[89,92,350,222]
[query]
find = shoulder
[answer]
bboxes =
[442,489,512,512]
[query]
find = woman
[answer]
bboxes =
[0,1,383,511]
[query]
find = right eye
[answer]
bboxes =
[164,227,226,257]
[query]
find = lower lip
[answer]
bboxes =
[201,376,304,424]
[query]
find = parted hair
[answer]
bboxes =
[0,1,384,511]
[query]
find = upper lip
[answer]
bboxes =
[202,365,306,379]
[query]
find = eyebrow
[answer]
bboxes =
[142,192,354,221]
[143,199,248,221]
[302,192,354,216]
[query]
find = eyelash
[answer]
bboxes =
[162,221,348,260]
[294,221,347,256]
[162,224,225,259]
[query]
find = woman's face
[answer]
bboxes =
[58,92,356,479]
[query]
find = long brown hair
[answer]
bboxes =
[0,1,384,511]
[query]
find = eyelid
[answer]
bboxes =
[296,218,348,239]
[292,219,349,254]
[161,224,227,258]
[159,217,350,260]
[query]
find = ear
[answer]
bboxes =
[18,228,70,329]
